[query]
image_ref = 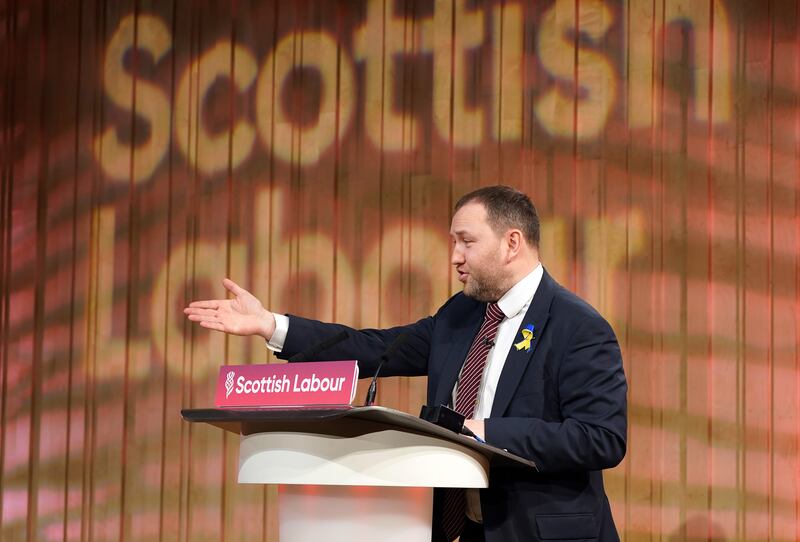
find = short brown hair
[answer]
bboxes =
[455,185,540,247]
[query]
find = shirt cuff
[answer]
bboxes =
[266,313,289,352]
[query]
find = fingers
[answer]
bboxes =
[186,311,217,322]
[186,300,224,310]
[200,320,227,332]
[187,312,229,333]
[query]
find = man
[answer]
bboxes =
[185,185,627,541]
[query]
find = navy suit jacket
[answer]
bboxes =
[278,270,627,541]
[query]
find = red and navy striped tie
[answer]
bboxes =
[441,302,505,541]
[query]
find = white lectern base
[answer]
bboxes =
[238,430,489,487]
[236,422,492,541]
[279,485,432,542]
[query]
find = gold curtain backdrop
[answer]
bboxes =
[1,0,799,540]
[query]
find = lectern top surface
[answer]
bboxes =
[182,405,536,471]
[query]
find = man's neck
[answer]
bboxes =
[494,259,541,301]
[507,258,540,288]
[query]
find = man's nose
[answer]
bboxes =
[451,245,464,265]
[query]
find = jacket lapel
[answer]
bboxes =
[490,269,557,418]
[433,301,485,406]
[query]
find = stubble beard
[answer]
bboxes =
[463,269,508,303]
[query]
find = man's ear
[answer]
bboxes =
[506,229,523,260]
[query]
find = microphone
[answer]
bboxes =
[482,336,495,347]
[287,330,349,362]
[364,333,410,406]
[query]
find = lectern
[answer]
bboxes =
[182,406,536,541]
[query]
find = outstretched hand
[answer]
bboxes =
[183,278,276,340]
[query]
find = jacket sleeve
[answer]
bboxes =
[276,314,435,378]
[483,314,627,471]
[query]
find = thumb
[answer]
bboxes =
[222,278,247,297]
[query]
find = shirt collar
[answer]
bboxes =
[496,263,543,319]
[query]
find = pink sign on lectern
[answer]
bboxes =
[214,361,359,408]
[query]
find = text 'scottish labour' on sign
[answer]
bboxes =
[215,361,359,408]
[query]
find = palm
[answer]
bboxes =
[219,291,265,335]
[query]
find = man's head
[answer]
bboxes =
[450,186,541,302]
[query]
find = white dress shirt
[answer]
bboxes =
[267,313,290,352]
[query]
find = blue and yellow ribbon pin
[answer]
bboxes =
[514,324,535,352]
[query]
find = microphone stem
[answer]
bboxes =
[362,332,409,407]
[364,356,387,406]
